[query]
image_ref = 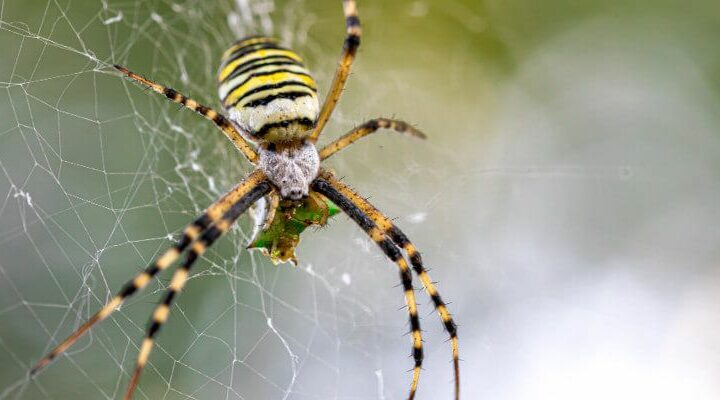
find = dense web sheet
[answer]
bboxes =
[0,1,435,399]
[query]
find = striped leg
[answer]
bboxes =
[308,0,361,143]
[387,227,460,400]
[319,118,427,160]
[124,179,271,400]
[317,170,460,400]
[312,178,424,400]
[114,65,259,164]
[30,170,267,376]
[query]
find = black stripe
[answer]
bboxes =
[409,253,423,270]
[119,281,138,298]
[221,68,313,104]
[399,268,413,290]
[145,264,160,277]
[177,234,192,250]
[344,35,360,52]
[410,314,421,331]
[163,290,176,305]
[147,321,161,338]
[253,117,314,138]
[413,346,424,366]
[388,225,410,247]
[185,250,198,265]
[445,320,458,337]
[203,226,223,243]
[164,88,178,100]
[381,238,403,262]
[346,15,360,28]
[430,293,444,308]
[232,81,316,107]
[194,214,212,230]
[223,58,304,83]
[221,42,283,68]
[243,91,314,108]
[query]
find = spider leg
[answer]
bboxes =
[308,0,361,143]
[319,118,427,160]
[113,65,259,164]
[312,178,424,400]
[316,170,460,400]
[124,178,271,400]
[30,170,267,376]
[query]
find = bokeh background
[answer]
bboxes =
[1,0,720,399]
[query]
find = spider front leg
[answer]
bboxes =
[316,170,460,400]
[125,179,271,400]
[113,65,259,164]
[30,170,267,375]
[312,178,424,400]
[319,118,427,160]
[308,0,362,142]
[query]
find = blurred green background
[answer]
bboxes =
[1,0,720,399]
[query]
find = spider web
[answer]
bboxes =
[5,1,720,399]
[0,1,450,399]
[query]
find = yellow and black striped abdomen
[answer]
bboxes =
[218,37,319,143]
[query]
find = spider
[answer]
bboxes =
[30,1,459,399]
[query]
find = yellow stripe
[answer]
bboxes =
[405,288,418,314]
[185,225,201,241]
[98,296,122,318]
[156,248,179,270]
[218,64,312,100]
[438,304,451,321]
[191,241,206,254]
[170,269,188,291]
[418,271,438,296]
[223,72,317,107]
[133,273,151,289]
[137,338,154,366]
[232,85,316,109]
[219,49,303,81]
[153,304,170,323]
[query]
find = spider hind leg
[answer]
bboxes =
[124,178,272,400]
[312,177,424,400]
[315,170,460,400]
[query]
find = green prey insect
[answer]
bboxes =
[249,191,340,265]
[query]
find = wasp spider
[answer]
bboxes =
[30,1,459,399]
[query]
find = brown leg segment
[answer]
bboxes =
[319,118,427,160]
[312,177,423,400]
[30,170,267,376]
[114,65,258,164]
[317,170,460,400]
[308,0,362,143]
[124,179,271,400]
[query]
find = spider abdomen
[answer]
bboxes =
[218,36,319,143]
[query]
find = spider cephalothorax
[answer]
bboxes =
[257,141,320,200]
[31,2,460,400]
